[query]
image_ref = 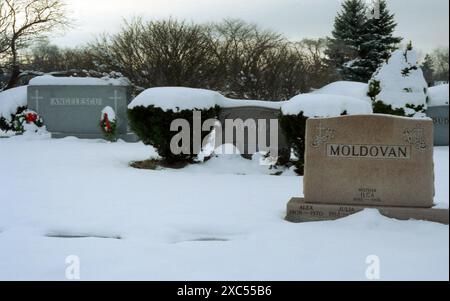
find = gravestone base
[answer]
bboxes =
[51,132,140,143]
[286,198,449,225]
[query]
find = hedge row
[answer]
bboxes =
[129,104,350,175]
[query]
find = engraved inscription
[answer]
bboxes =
[288,205,362,220]
[353,188,381,203]
[432,117,449,125]
[50,98,103,106]
[327,144,410,159]
[311,124,336,148]
[404,126,427,152]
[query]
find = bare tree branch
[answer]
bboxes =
[1,0,71,89]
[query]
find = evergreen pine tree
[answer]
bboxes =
[361,0,403,80]
[326,0,368,82]
[326,0,402,82]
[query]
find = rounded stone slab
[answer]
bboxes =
[303,115,435,208]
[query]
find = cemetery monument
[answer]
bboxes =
[286,115,450,225]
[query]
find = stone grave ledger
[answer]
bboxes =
[27,85,138,141]
[286,198,449,225]
[303,115,435,208]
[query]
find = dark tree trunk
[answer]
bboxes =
[5,41,20,90]
[5,64,20,90]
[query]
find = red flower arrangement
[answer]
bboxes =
[12,110,44,133]
[25,112,38,124]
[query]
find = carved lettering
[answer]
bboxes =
[327,144,410,159]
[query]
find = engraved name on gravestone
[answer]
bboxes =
[303,115,435,208]
[28,78,136,140]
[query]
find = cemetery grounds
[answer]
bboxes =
[0,134,448,280]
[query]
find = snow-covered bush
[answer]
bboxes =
[0,86,28,131]
[279,94,372,174]
[100,106,117,142]
[368,43,428,116]
[11,109,44,134]
[128,87,221,164]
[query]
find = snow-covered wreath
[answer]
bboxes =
[100,106,117,141]
[12,109,44,133]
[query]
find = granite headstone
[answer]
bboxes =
[286,114,449,225]
[28,77,138,141]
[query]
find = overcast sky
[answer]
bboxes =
[51,0,449,53]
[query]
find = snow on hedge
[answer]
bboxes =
[129,85,376,115]
[0,86,28,121]
[281,94,373,117]
[129,87,285,112]
[221,98,284,109]
[29,75,130,86]
[128,87,224,112]
[312,81,371,103]
[369,46,428,111]
[428,84,449,107]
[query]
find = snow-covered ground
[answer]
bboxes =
[0,135,448,281]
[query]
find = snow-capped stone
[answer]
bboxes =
[281,94,373,117]
[29,75,130,86]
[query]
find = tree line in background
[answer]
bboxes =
[1,0,449,100]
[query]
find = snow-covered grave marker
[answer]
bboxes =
[286,114,449,224]
[426,84,449,146]
[27,75,138,141]
[427,106,449,146]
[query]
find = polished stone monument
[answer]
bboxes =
[28,76,138,141]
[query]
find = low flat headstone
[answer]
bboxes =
[286,114,449,225]
[426,106,449,146]
[27,77,138,141]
